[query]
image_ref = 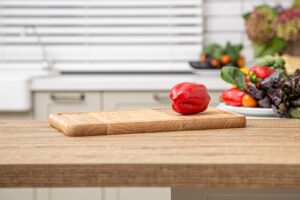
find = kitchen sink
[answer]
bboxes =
[0,74,31,111]
[0,70,48,111]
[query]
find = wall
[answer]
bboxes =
[203,0,293,65]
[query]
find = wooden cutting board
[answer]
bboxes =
[49,107,246,136]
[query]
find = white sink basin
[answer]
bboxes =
[0,70,48,112]
[0,75,31,111]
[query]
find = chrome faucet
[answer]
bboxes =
[21,25,53,72]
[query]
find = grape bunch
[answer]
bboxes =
[247,69,300,118]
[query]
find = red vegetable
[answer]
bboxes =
[249,66,274,81]
[244,66,274,88]
[221,88,246,107]
[169,82,210,115]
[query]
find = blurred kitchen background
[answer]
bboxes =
[0,0,294,200]
[0,0,293,121]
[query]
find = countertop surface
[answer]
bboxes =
[31,73,229,91]
[1,120,300,188]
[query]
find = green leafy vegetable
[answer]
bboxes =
[255,5,278,21]
[293,0,300,8]
[203,44,223,60]
[224,42,243,64]
[243,12,251,20]
[221,66,247,90]
[289,107,300,118]
[253,37,287,58]
[256,55,286,72]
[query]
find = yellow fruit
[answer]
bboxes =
[240,68,249,75]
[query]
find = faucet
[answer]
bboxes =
[21,25,53,72]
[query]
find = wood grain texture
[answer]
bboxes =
[48,108,246,136]
[0,120,300,188]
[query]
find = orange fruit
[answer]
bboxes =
[200,54,206,62]
[220,54,231,65]
[237,55,245,68]
[242,94,257,107]
[210,59,221,69]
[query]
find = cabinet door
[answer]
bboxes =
[34,92,101,120]
[118,188,170,200]
[209,91,221,107]
[0,189,33,200]
[49,188,103,200]
[103,92,171,111]
[103,91,221,111]
[103,83,171,200]
[104,188,170,200]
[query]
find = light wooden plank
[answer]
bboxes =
[48,108,246,136]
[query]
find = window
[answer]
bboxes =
[0,0,203,72]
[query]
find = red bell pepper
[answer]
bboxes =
[221,88,246,107]
[169,82,210,115]
[245,66,274,88]
[249,66,275,82]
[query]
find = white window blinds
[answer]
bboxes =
[0,0,203,72]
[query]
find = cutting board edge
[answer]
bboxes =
[48,108,247,137]
[178,114,247,131]
[48,114,63,134]
[48,113,108,136]
[48,110,247,137]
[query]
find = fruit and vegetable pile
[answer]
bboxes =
[244,1,300,57]
[220,55,300,118]
[194,42,245,69]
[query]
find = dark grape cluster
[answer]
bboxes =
[246,69,300,118]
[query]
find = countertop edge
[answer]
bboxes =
[1,163,300,188]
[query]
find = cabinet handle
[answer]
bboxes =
[153,93,170,103]
[50,93,85,103]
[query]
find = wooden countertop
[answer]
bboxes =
[0,120,300,188]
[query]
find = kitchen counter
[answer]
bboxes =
[1,120,300,188]
[31,73,229,91]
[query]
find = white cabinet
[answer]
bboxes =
[209,91,221,107]
[0,188,103,200]
[0,189,34,200]
[48,188,103,200]
[0,188,169,200]
[103,188,170,200]
[117,188,170,200]
[103,92,171,111]
[34,92,102,120]
[103,91,221,111]
[33,90,221,121]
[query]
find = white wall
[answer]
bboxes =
[203,0,293,64]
